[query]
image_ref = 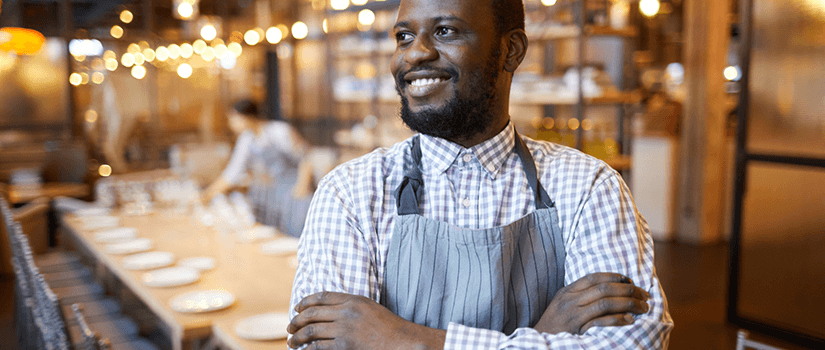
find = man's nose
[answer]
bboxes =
[404,36,438,66]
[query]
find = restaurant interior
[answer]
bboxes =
[1,0,823,349]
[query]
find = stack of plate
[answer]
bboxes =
[170,290,235,313]
[105,238,152,255]
[142,266,200,288]
[94,227,138,243]
[234,313,290,340]
[122,252,175,271]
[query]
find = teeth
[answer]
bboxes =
[410,78,444,87]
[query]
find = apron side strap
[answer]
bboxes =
[513,132,555,209]
[396,137,424,215]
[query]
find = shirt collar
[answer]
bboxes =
[418,121,516,179]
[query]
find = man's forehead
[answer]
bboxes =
[396,0,489,23]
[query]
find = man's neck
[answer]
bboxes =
[445,116,510,149]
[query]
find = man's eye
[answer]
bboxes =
[395,32,412,43]
[435,27,455,36]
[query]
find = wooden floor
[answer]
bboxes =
[0,241,816,350]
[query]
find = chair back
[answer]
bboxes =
[72,303,99,350]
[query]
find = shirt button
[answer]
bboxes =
[462,154,472,163]
[462,198,471,207]
[486,164,496,173]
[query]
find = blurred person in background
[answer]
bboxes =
[203,99,312,236]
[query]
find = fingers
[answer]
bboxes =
[305,339,340,350]
[576,282,650,306]
[579,314,636,334]
[296,291,352,313]
[288,306,340,334]
[287,322,337,349]
[580,296,650,322]
[566,273,634,292]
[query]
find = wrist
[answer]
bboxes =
[403,323,446,350]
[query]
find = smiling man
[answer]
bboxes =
[287,0,672,349]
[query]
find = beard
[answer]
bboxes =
[397,46,502,141]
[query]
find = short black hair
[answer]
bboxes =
[491,0,525,36]
[232,99,259,118]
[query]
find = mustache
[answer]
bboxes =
[395,66,459,88]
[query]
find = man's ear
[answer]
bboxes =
[503,29,528,73]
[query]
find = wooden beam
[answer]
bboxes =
[676,0,732,244]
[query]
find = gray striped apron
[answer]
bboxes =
[381,133,566,334]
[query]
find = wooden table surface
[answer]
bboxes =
[9,182,90,204]
[61,212,293,350]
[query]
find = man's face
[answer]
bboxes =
[391,0,503,140]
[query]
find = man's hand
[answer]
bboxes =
[534,272,650,335]
[287,292,446,350]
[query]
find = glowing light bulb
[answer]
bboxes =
[131,65,146,79]
[103,50,116,60]
[85,110,98,123]
[105,58,118,71]
[244,30,260,45]
[69,73,82,86]
[110,25,124,39]
[156,46,169,61]
[358,10,375,26]
[133,53,145,66]
[724,66,741,81]
[227,42,243,57]
[92,72,104,84]
[168,44,181,59]
[292,22,308,40]
[143,48,155,62]
[214,43,227,58]
[127,43,140,54]
[331,0,349,11]
[120,10,133,24]
[266,27,283,44]
[201,25,217,41]
[121,53,135,67]
[98,164,112,177]
[177,63,193,78]
[193,39,207,54]
[640,0,660,18]
[541,0,557,6]
[180,43,193,58]
[201,47,215,61]
[177,2,194,19]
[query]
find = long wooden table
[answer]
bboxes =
[9,182,90,205]
[61,211,294,350]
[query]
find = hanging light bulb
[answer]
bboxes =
[120,10,134,24]
[201,24,217,41]
[168,44,181,59]
[92,72,104,84]
[227,42,243,57]
[156,46,169,61]
[322,19,329,34]
[131,65,146,79]
[640,0,660,18]
[244,30,261,45]
[292,22,309,40]
[541,0,557,6]
[358,10,375,26]
[177,63,193,78]
[266,27,283,44]
[331,0,349,11]
[177,2,194,19]
[193,39,207,54]
[69,73,82,86]
[110,25,124,39]
[121,53,135,67]
[201,46,216,61]
[105,58,118,71]
[214,43,228,58]
[180,43,194,58]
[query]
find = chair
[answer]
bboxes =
[71,303,160,350]
[735,330,787,350]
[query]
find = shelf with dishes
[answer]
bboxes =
[527,24,638,41]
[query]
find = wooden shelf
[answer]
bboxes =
[603,155,632,171]
[528,25,638,41]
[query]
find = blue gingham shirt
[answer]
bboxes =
[289,122,673,349]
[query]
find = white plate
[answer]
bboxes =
[142,266,200,288]
[178,257,215,272]
[122,252,175,271]
[94,227,138,243]
[105,238,152,255]
[234,312,290,341]
[81,216,120,230]
[260,237,300,256]
[236,225,277,243]
[170,290,235,313]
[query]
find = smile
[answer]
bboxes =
[405,77,450,97]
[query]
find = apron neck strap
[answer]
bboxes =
[396,131,554,216]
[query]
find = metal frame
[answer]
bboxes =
[727,0,825,348]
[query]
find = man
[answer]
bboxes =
[287,0,672,348]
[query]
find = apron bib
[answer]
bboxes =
[381,132,566,334]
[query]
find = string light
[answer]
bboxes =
[227,42,242,57]
[724,66,741,81]
[177,63,193,78]
[69,73,82,86]
[201,24,217,41]
[85,110,98,123]
[292,22,308,40]
[180,43,193,58]
[266,27,283,44]
[103,50,116,60]
[323,19,329,34]
[110,25,124,39]
[358,10,375,26]
[168,44,181,59]
[133,52,145,66]
[98,164,112,177]
[120,10,133,24]
[80,73,89,84]
[277,24,289,39]
[127,43,140,54]
[156,46,169,61]
[143,48,155,62]
[244,30,260,45]
[331,0,349,11]
[91,72,104,84]
[201,46,215,61]
[105,58,118,71]
[193,39,207,54]
[541,0,557,6]
[214,43,228,58]
[177,2,194,19]
[121,53,135,67]
[131,65,146,79]
[640,0,660,18]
